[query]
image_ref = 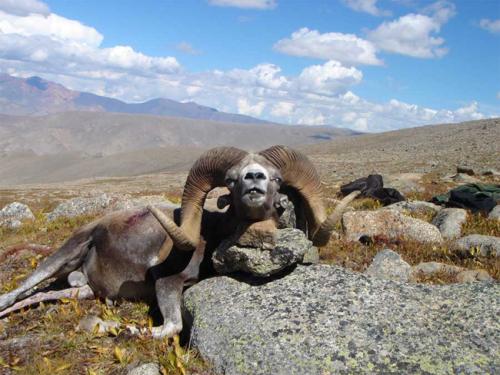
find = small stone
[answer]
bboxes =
[456,270,493,283]
[457,165,475,175]
[450,173,480,184]
[488,205,500,220]
[452,235,500,257]
[67,270,88,287]
[127,363,161,375]
[364,249,412,282]
[212,228,313,277]
[431,208,468,240]
[342,209,443,244]
[412,261,463,276]
[1,218,22,230]
[77,315,119,333]
[481,168,500,176]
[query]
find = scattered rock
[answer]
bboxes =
[481,168,500,176]
[76,315,120,334]
[488,205,500,220]
[452,234,500,257]
[456,269,493,283]
[383,200,441,216]
[127,363,161,375]
[431,208,467,240]
[364,249,412,282]
[212,228,315,277]
[0,202,35,228]
[448,173,480,184]
[411,261,463,278]
[342,209,443,244]
[184,264,499,375]
[457,165,475,175]
[67,270,88,287]
[109,195,179,212]
[46,194,112,221]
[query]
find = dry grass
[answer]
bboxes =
[0,207,211,375]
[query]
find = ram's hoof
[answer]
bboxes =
[151,321,183,339]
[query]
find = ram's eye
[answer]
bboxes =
[225,178,236,188]
[271,177,282,183]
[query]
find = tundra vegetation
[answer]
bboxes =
[0,150,498,374]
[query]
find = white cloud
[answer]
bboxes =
[0,0,49,16]
[342,0,390,17]
[296,60,362,96]
[271,101,294,118]
[367,1,455,58]
[0,11,103,46]
[175,41,201,55]
[0,10,180,79]
[208,0,276,10]
[479,19,500,34]
[273,27,382,66]
[237,98,266,116]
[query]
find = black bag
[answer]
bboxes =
[340,174,405,206]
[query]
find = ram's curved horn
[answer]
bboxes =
[259,145,358,247]
[149,147,248,251]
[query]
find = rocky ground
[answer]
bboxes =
[0,119,499,374]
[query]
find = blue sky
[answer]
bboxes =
[0,0,499,131]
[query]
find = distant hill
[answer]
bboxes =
[0,73,270,124]
[0,111,359,185]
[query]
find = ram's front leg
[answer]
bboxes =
[152,242,205,339]
[152,274,185,339]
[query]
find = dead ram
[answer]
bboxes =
[0,145,358,338]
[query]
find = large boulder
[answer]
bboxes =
[184,264,498,375]
[342,209,443,243]
[383,200,441,216]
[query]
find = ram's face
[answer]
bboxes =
[225,157,282,221]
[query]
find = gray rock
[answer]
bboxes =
[109,195,179,212]
[212,228,314,277]
[76,315,119,334]
[457,165,475,175]
[0,202,35,228]
[481,168,500,176]
[364,249,412,282]
[452,234,500,257]
[342,209,443,244]
[449,173,481,184]
[411,262,463,278]
[383,200,441,216]
[488,205,500,220]
[46,194,112,221]
[431,208,468,240]
[127,363,161,375]
[456,269,493,283]
[0,218,22,230]
[183,264,499,375]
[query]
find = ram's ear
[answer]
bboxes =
[217,194,231,209]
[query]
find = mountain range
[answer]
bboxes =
[0,73,270,124]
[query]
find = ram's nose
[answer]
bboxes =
[243,171,267,181]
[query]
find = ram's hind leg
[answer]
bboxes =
[0,232,93,313]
